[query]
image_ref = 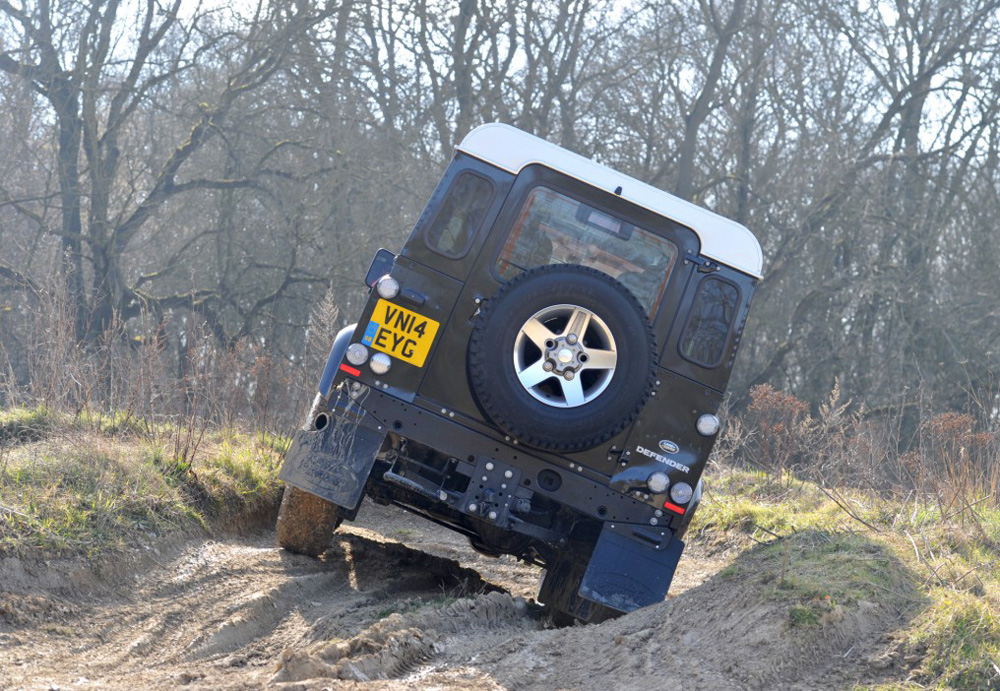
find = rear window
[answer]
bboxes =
[424,173,494,258]
[679,278,739,367]
[496,187,677,314]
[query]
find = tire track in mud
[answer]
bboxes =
[0,504,543,690]
[272,591,531,685]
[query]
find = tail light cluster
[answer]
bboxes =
[341,275,400,378]
[346,343,369,366]
[343,333,393,376]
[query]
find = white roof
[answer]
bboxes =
[457,123,763,279]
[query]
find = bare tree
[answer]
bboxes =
[0,0,330,342]
[3,0,1000,418]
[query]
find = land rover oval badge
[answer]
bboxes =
[659,439,680,454]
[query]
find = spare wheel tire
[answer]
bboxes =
[469,264,657,452]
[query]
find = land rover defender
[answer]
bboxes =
[276,123,763,624]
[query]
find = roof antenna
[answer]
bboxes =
[614,185,623,195]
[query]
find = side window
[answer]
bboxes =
[424,173,494,258]
[496,186,678,315]
[679,278,739,367]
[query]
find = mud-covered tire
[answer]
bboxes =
[275,485,343,557]
[538,553,620,626]
[469,264,657,452]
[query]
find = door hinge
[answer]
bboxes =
[684,250,720,273]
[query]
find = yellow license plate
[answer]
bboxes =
[361,299,440,367]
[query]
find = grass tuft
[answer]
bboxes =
[73,409,150,438]
[0,415,284,559]
[0,406,55,444]
[903,590,1000,689]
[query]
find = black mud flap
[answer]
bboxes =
[279,393,386,511]
[579,522,685,613]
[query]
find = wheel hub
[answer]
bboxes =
[548,339,584,375]
[512,303,618,408]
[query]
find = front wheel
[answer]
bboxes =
[276,485,343,557]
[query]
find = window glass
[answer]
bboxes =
[425,173,493,257]
[679,278,739,367]
[496,187,677,314]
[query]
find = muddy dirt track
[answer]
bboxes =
[1,502,899,690]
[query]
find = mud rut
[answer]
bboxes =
[1,502,890,691]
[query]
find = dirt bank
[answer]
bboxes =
[0,501,901,690]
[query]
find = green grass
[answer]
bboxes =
[689,469,854,555]
[696,468,1000,690]
[705,523,922,634]
[2,405,171,444]
[73,408,151,437]
[0,410,285,559]
[901,590,1000,689]
[788,602,821,627]
[0,405,55,443]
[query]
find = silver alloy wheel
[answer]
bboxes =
[512,303,617,408]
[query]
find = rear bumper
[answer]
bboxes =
[277,385,685,614]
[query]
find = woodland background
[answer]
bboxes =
[1,0,998,471]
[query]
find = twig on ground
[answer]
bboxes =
[906,532,920,561]
[0,503,30,519]
[819,485,882,533]
[941,494,993,521]
[753,523,786,540]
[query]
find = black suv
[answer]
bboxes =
[277,123,763,624]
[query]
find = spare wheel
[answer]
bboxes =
[468,264,657,452]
